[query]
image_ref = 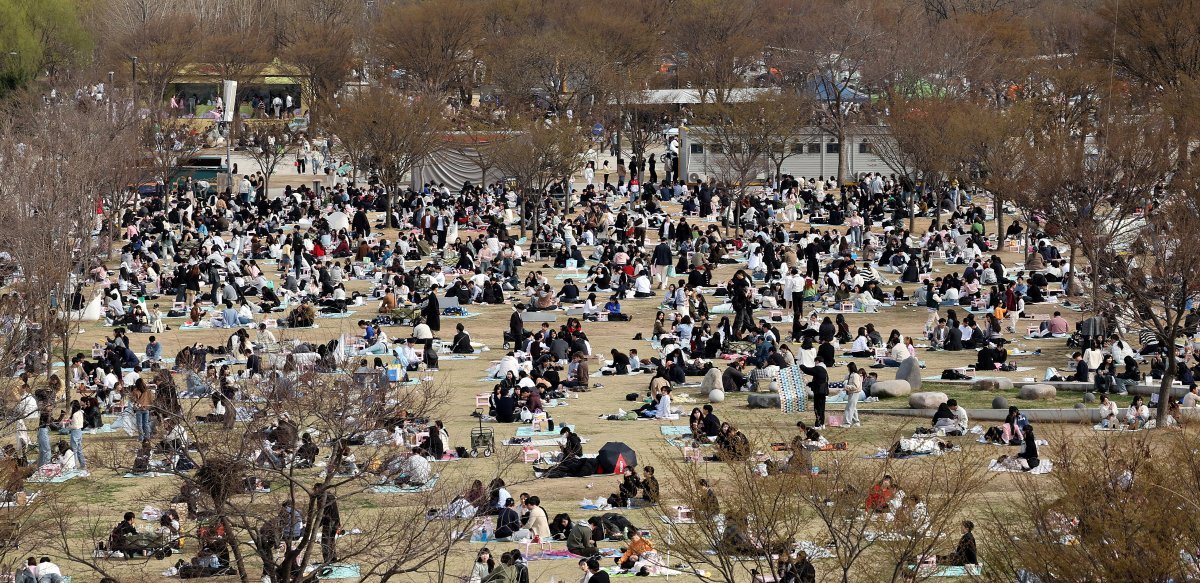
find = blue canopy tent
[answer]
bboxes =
[812,76,870,103]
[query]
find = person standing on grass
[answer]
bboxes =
[799,363,829,429]
[844,364,864,427]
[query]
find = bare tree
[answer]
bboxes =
[327,88,447,226]
[242,121,294,199]
[482,118,586,245]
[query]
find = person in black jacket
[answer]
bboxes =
[944,326,964,351]
[451,323,474,354]
[701,405,721,438]
[419,424,445,459]
[506,307,524,349]
[940,521,978,565]
[816,338,835,367]
[494,389,517,423]
[494,498,521,539]
[314,484,341,562]
[559,427,583,460]
[798,364,829,428]
[420,285,441,333]
[1070,352,1089,382]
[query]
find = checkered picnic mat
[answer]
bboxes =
[778,365,807,413]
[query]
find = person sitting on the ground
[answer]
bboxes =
[610,467,642,508]
[714,423,750,461]
[1126,396,1150,429]
[494,497,521,540]
[567,517,600,557]
[559,427,583,461]
[701,404,721,439]
[795,421,828,450]
[938,521,978,566]
[865,476,896,513]
[1184,384,1200,408]
[451,323,474,354]
[615,532,654,570]
[1016,425,1040,470]
[561,352,590,390]
[109,511,139,554]
[395,448,432,486]
[640,466,660,504]
[722,361,748,392]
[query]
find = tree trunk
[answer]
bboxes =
[994,194,1004,240]
[221,516,251,583]
[837,124,849,185]
[519,190,527,237]
[1157,348,1178,425]
[1066,244,1078,296]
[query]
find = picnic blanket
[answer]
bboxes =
[313,564,361,579]
[443,312,482,319]
[503,438,587,447]
[515,425,573,437]
[123,472,171,478]
[28,469,87,483]
[659,426,692,436]
[366,475,440,493]
[905,564,983,577]
[988,460,1054,474]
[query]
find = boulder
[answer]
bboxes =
[708,389,726,403]
[747,393,781,409]
[1019,384,1057,400]
[1074,403,1086,409]
[972,377,1014,392]
[1083,392,1096,403]
[909,392,948,409]
[895,357,922,390]
[991,396,1008,409]
[871,379,912,398]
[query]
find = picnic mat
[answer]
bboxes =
[659,426,692,436]
[905,564,983,577]
[123,472,172,478]
[314,564,361,579]
[444,312,482,319]
[317,312,355,319]
[366,475,440,493]
[515,425,573,437]
[28,469,87,483]
[503,438,587,447]
[988,460,1053,474]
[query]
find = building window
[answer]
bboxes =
[859,141,873,154]
[708,143,724,154]
[790,143,805,155]
[690,143,704,154]
[806,142,821,154]
[826,142,840,154]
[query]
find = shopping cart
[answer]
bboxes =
[470,412,494,457]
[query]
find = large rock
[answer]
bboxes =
[700,367,723,394]
[708,389,726,403]
[871,379,912,398]
[1018,384,1058,400]
[972,378,1014,392]
[747,393,781,409]
[909,392,948,409]
[1083,392,1096,403]
[992,396,1008,409]
[896,357,922,390]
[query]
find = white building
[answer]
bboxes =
[682,124,898,184]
